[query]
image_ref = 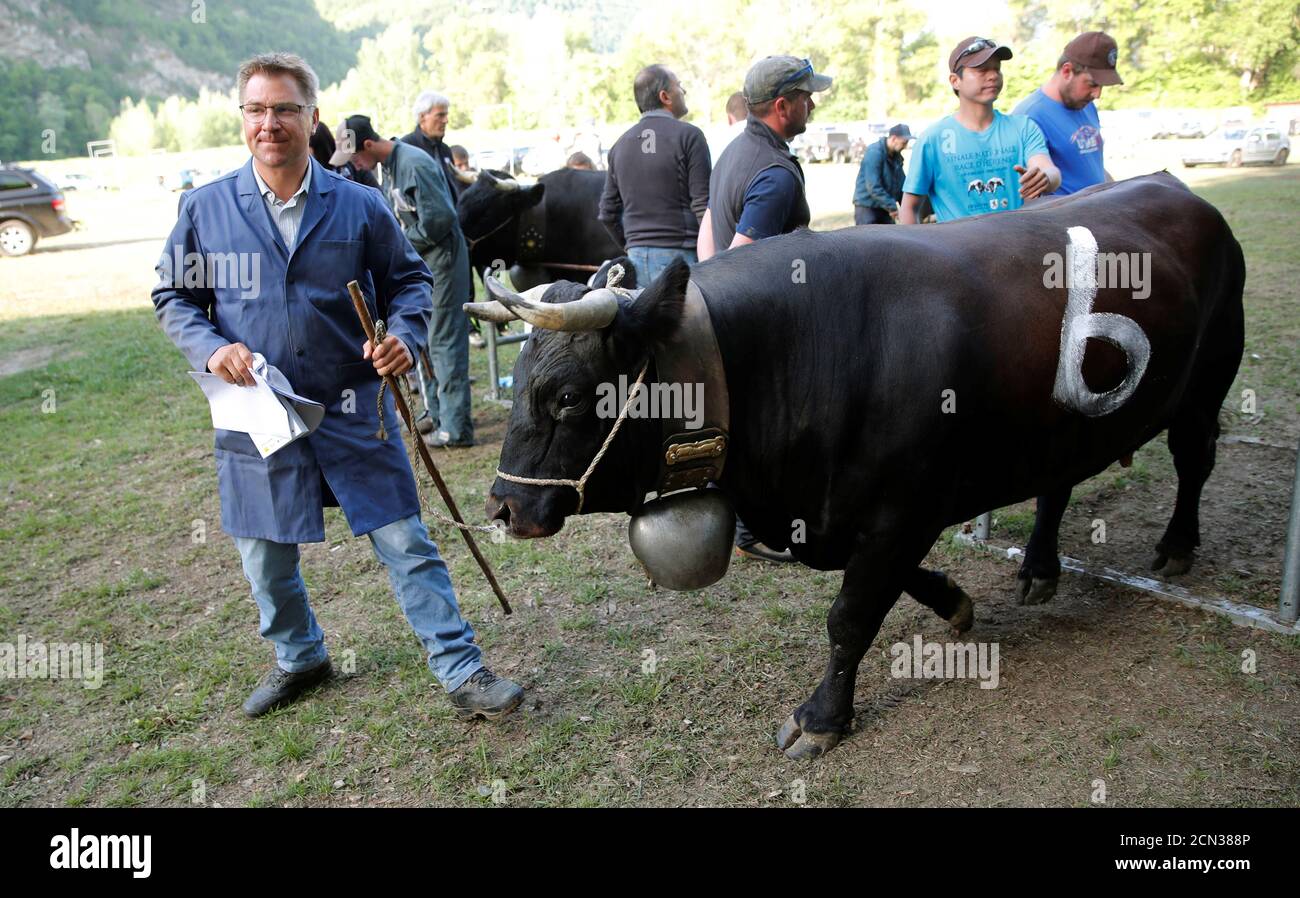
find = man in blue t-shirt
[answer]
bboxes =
[1012,31,1122,195]
[900,36,1060,223]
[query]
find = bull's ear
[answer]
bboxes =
[611,256,690,360]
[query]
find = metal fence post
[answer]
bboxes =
[485,323,499,402]
[1280,437,1300,624]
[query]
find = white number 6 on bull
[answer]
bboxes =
[1051,226,1151,417]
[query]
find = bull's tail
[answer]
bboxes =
[1153,230,1246,571]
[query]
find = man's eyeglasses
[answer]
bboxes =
[956,39,998,63]
[774,58,814,95]
[240,102,314,123]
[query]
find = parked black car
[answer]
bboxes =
[0,165,74,256]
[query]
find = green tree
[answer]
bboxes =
[36,93,70,155]
[1002,0,1300,108]
[321,23,429,133]
[422,16,512,130]
[109,98,158,155]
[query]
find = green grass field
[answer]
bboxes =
[1,167,1297,807]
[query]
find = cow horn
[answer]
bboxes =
[463,300,516,323]
[479,170,521,193]
[465,277,555,323]
[444,159,478,184]
[483,276,618,331]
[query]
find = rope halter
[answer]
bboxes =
[494,361,647,514]
[493,263,642,514]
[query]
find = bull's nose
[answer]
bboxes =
[486,494,554,539]
[487,493,508,525]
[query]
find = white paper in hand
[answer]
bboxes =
[189,353,325,458]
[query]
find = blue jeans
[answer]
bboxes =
[418,254,473,443]
[854,205,893,225]
[627,246,696,286]
[233,514,482,692]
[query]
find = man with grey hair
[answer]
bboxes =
[393,91,475,443]
[402,91,462,196]
[152,53,522,721]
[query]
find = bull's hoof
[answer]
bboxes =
[948,591,975,634]
[1151,551,1194,577]
[775,715,841,761]
[1016,576,1058,606]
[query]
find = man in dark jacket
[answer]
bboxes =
[698,55,831,260]
[852,123,911,224]
[697,55,832,564]
[401,92,463,194]
[598,64,711,285]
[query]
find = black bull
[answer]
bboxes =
[457,167,623,291]
[482,172,1245,760]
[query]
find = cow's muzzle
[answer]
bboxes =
[487,489,561,539]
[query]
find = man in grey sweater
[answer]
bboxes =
[598,65,711,285]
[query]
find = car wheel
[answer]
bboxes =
[1229,150,1242,168]
[1274,148,1289,166]
[0,219,36,257]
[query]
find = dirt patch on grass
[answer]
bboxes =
[0,345,82,378]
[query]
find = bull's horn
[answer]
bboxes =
[444,159,478,184]
[463,301,515,323]
[465,278,556,323]
[484,277,618,331]
[480,170,520,193]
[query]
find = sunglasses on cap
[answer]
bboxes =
[956,38,999,62]
[775,58,814,95]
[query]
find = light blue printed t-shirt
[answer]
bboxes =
[902,110,1049,221]
[1012,89,1105,195]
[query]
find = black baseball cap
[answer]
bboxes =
[328,115,382,166]
[888,123,913,140]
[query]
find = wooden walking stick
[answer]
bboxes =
[347,280,512,615]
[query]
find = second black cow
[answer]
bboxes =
[455,167,623,292]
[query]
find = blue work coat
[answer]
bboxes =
[152,157,434,543]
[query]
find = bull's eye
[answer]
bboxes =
[559,391,581,409]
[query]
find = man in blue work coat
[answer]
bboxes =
[151,53,522,721]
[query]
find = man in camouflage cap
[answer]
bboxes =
[700,55,832,563]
